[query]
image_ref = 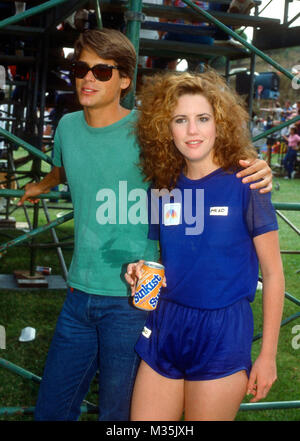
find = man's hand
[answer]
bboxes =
[17,182,46,206]
[236,159,272,193]
[17,167,64,206]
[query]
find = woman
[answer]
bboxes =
[125,70,284,421]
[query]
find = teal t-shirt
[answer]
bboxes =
[53,110,158,296]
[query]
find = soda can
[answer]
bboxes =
[36,266,52,275]
[133,261,165,311]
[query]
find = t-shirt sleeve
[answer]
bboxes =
[147,187,160,240]
[52,125,63,167]
[245,188,278,238]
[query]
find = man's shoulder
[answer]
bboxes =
[57,111,83,129]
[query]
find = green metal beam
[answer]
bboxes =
[284,293,300,308]
[139,37,248,60]
[94,0,103,29]
[240,400,300,411]
[0,0,70,29]
[0,128,53,166]
[123,0,143,109]
[273,202,300,211]
[0,406,36,416]
[0,189,70,200]
[253,311,300,342]
[0,404,98,416]
[182,0,297,82]
[0,358,41,384]
[0,358,98,416]
[0,25,44,37]
[252,116,300,142]
[0,211,73,254]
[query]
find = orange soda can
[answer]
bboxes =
[133,261,165,311]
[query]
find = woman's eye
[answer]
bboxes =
[174,118,186,124]
[199,117,209,122]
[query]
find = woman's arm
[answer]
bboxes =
[247,230,285,402]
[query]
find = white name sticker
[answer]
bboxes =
[210,206,229,216]
[142,326,152,339]
[163,203,181,226]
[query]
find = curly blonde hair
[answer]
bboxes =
[136,69,257,190]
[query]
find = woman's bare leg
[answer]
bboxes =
[184,370,248,421]
[131,361,184,421]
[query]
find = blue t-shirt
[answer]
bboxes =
[148,168,278,309]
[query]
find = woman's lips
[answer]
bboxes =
[185,140,203,148]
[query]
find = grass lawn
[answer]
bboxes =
[0,168,299,421]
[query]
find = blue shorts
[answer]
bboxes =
[135,297,253,381]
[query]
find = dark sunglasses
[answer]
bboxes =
[72,61,119,82]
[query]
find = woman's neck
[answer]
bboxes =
[184,160,219,180]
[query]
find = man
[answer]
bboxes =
[18,28,272,421]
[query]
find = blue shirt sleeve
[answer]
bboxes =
[245,188,278,237]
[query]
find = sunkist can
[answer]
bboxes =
[132,261,165,311]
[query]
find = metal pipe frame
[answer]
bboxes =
[0,128,53,165]
[0,0,70,29]
[0,211,73,254]
[123,0,143,110]
[181,0,297,82]
[94,0,103,29]
[0,358,98,416]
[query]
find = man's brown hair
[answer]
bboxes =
[74,28,136,97]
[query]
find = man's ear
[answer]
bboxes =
[120,76,131,91]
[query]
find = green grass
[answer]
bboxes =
[0,173,299,421]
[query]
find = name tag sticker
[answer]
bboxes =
[142,326,152,339]
[163,203,181,226]
[210,206,229,216]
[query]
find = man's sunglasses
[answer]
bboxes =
[72,61,119,82]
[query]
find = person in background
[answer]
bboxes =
[252,118,265,157]
[283,126,300,179]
